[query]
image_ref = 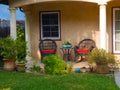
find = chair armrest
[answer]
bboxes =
[74,45,79,50]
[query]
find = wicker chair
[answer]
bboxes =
[39,39,57,61]
[74,39,96,62]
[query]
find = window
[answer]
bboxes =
[40,11,60,40]
[113,8,120,53]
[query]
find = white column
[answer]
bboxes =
[24,11,33,73]
[9,8,17,39]
[25,11,31,54]
[99,3,107,50]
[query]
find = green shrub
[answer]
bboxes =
[88,48,116,65]
[43,54,66,75]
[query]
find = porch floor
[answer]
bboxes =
[72,61,90,69]
[40,61,90,70]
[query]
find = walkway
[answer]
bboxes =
[114,71,120,88]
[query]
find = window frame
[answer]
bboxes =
[113,8,120,53]
[40,11,61,40]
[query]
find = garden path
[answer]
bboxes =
[114,71,120,88]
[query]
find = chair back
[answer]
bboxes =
[78,39,96,51]
[39,39,57,60]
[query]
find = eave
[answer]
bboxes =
[0,0,9,5]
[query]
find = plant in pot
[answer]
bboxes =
[88,48,116,74]
[62,41,72,48]
[0,37,17,71]
[16,39,27,72]
[16,24,27,72]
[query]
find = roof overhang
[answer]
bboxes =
[0,0,9,5]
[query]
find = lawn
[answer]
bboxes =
[0,70,119,90]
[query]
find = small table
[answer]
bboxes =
[60,47,73,61]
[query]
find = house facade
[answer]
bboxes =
[2,0,120,62]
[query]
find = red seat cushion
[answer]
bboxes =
[42,49,55,53]
[76,49,89,53]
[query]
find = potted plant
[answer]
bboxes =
[16,39,27,72]
[16,24,27,72]
[0,37,17,71]
[88,48,116,73]
[62,41,72,48]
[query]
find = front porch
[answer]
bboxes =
[8,0,110,61]
[0,0,120,70]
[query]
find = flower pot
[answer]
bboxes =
[3,59,16,71]
[96,65,109,74]
[16,64,26,72]
[62,45,72,48]
[80,68,87,73]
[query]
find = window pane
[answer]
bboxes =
[51,32,59,37]
[43,26,50,32]
[115,31,120,40]
[115,42,120,51]
[115,21,120,30]
[43,32,50,37]
[115,10,120,21]
[42,13,58,25]
[42,14,50,25]
[51,26,58,32]
[50,14,58,25]
[42,19,49,25]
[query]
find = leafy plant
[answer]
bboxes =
[43,54,66,75]
[31,65,41,73]
[31,58,41,73]
[65,63,73,73]
[63,41,71,45]
[16,39,27,64]
[88,48,116,65]
[16,24,27,64]
[17,24,25,41]
[0,36,17,60]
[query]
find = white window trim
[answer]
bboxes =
[113,8,120,53]
[40,11,60,40]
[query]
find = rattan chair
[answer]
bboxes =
[74,39,96,62]
[39,39,57,61]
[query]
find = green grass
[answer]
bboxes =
[0,70,119,90]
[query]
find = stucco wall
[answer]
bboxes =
[23,2,99,60]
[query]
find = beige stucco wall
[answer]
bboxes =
[23,2,100,60]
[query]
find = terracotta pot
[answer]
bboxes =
[96,65,109,74]
[17,64,25,72]
[3,59,16,71]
